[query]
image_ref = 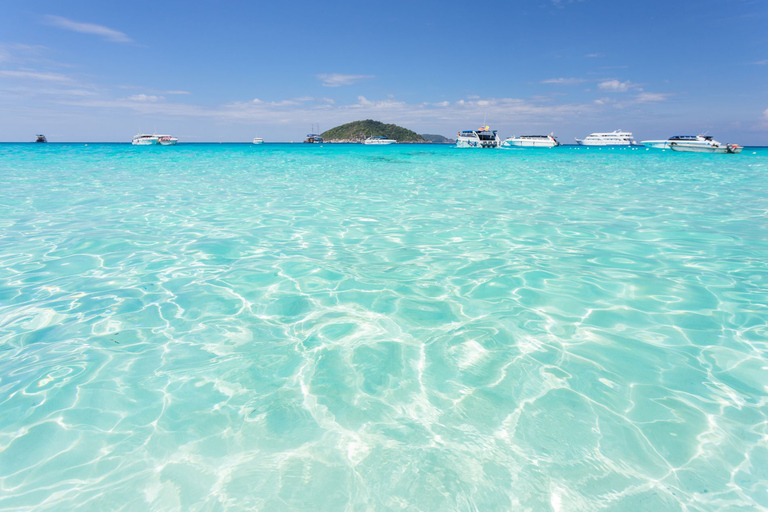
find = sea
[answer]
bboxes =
[0,143,766,511]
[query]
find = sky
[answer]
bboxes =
[1,0,767,144]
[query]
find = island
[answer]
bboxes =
[321,120,426,143]
[420,134,455,144]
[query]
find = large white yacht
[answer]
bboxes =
[132,133,159,145]
[253,137,264,144]
[456,125,501,148]
[502,134,560,148]
[157,135,178,145]
[363,136,396,145]
[575,130,636,146]
[641,135,716,150]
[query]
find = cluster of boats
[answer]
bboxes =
[296,134,397,145]
[456,127,743,153]
[118,128,740,153]
[132,133,178,146]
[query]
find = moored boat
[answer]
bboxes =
[669,142,742,154]
[363,136,396,145]
[132,133,159,145]
[304,134,323,143]
[157,135,178,145]
[253,137,264,144]
[35,134,47,143]
[456,125,501,148]
[641,135,716,149]
[575,130,636,146]
[502,134,560,148]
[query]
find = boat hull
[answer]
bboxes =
[670,143,742,154]
[253,138,264,144]
[132,138,159,145]
[363,139,396,145]
[503,139,558,148]
[575,139,634,146]
[641,141,671,149]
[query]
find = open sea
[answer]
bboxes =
[0,142,767,511]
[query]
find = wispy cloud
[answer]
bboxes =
[0,43,48,64]
[166,90,191,95]
[584,53,603,58]
[597,79,634,92]
[0,69,74,82]
[44,15,133,43]
[128,94,163,102]
[316,73,373,87]
[635,92,669,103]
[541,77,587,85]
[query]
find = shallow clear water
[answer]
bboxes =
[0,143,767,511]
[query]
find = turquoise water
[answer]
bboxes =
[0,143,767,511]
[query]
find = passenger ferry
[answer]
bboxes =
[641,135,716,150]
[575,130,636,146]
[304,134,323,143]
[456,125,501,148]
[502,134,560,148]
[132,133,159,145]
[363,136,396,145]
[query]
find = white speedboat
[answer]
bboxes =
[575,130,636,146]
[502,134,560,148]
[363,136,396,145]
[253,137,264,144]
[157,135,178,145]
[132,133,159,145]
[35,134,47,143]
[641,135,716,149]
[456,125,501,148]
[670,142,742,154]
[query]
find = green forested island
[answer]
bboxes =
[321,120,425,142]
[420,134,454,144]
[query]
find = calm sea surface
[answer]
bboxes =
[0,143,767,511]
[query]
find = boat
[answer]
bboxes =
[157,135,178,145]
[502,134,560,148]
[35,134,47,143]
[304,134,323,143]
[253,137,264,144]
[575,130,636,146]
[669,142,742,154]
[456,125,501,148]
[132,133,159,145]
[641,135,717,150]
[363,136,396,145]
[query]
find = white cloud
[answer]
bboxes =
[598,79,633,92]
[635,92,669,103]
[316,73,373,87]
[128,94,163,102]
[0,70,73,82]
[166,90,191,95]
[541,77,587,85]
[584,53,603,58]
[44,15,132,43]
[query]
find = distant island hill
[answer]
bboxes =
[320,120,453,143]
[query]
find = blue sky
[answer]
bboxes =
[1,0,767,143]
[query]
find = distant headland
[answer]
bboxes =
[320,120,451,143]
